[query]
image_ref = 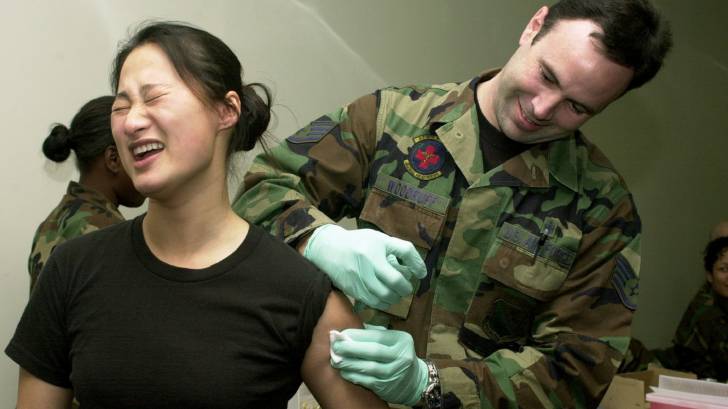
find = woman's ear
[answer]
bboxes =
[218,90,241,131]
[104,145,122,174]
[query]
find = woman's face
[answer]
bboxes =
[110,43,226,201]
[707,249,728,298]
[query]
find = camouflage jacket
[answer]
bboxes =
[234,72,642,408]
[672,282,728,381]
[28,181,124,290]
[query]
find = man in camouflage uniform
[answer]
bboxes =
[28,181,126,290]
[234,0,672,407]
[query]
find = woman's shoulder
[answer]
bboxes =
[245,224,328,284]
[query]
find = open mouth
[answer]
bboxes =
[132,142,164,161]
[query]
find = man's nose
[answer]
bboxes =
[531,90,560,122]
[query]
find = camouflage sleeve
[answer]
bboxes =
[233,92,380,243]
[433,192,641,408]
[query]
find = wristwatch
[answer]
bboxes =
[421,359,443,409]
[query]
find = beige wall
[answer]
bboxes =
[0,0,725,405]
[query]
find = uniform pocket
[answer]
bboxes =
[357,176,450,319]
[483,218,581,301]
[459,218,582,356]
[359,181,448,252]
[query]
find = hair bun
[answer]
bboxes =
[236,83,272,152]
[42,124,72,162]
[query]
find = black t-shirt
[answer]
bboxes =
[474,82,531,172]
[6,216,331,409]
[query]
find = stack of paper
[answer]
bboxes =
[646,375,728,409]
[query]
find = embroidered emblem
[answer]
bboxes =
[612,254,639,311]
[404,135,445,180]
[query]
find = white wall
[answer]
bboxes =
[0,0,726,405]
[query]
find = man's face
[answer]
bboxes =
[482,8,634,144]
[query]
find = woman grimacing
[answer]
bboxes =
[7,22,387,409]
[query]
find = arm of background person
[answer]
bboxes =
[433,193,642,408]
[301,291,389,409]
[17,368,73,409]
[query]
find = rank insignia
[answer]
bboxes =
[287,117,337,144]
[612,253,639,311]
[404,135,445,180]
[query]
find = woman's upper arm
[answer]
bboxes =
[301,291,388,409]
[17,367,73,409]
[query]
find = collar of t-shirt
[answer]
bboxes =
[474,83,531,173]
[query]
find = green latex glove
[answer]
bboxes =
[303,224,427,310]
[330,327,429,406]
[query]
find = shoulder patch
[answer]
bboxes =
[612,254,639,311]
[287,118,337,144]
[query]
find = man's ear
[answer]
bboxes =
[520,6,549,46]
[218,90,241,131]
[104,145,122,174]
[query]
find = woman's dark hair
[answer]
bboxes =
[111,21,271,156]
[533,0,673,91]
[42,96,115,172]
[704,236,728,273]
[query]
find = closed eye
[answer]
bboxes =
[539,66,555,84]
[569,101,588,115]
[145,94,166,104]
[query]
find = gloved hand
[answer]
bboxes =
[330,327,429,406]
[303,224,427,310]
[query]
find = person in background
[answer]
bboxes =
[234,0,673,407]
[28,95,145,290]
[7,22,386,409]
[667,237,728,381]
[620,219,728,375]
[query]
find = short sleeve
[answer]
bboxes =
[5,254,72,388]
[295,270,332,360]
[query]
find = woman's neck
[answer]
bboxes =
[142,180,248,269]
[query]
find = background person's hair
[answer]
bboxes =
[533,0,673,91]
[42,96,116,172]
[111,21,272,157]
[704,236,728,274]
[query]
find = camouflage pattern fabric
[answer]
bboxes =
[28,181,124,290]
[670,282,728,381]
[234,71,642,408]
[617,337,659,373]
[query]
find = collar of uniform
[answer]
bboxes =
[67,181,122,215]
[545,135,579,192]
[431,70,496,185]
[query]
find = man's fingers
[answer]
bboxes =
[374,259,413,297]
[384,237,427,279]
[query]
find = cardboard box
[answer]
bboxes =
[599,365,697,409]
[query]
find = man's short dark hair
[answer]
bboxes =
[704,237,728,274]
[533,0,673,91]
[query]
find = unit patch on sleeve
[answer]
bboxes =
[404,135,446,180]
